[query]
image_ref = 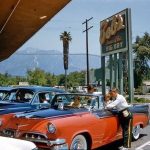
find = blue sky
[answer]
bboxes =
[19,0,150,56]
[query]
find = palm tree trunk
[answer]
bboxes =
[65,69,67,91]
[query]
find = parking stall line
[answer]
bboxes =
[135,141,150,150]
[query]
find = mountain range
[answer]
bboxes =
[0,48,101,76]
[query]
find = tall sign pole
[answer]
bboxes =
[127,8,134,102]
[82,17,93,86]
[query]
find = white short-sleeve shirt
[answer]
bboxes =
[106,94,129,111]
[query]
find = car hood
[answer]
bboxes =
[16,108,76,119]
[16,108,87,118]
[3,109,88,133]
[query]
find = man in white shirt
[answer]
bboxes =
[106,88,133,150]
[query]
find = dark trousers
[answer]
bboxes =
[118,110,133,148]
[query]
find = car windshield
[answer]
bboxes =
[51,94,102,110]
[0,90,10,100]
[2,89,34,103]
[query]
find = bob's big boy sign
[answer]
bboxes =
[100,9,131,56]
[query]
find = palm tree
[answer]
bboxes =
[60,31,72,91]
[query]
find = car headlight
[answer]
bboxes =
[47,123,56,134]
[0,119,2,126]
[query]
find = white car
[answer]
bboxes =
[0,136,37,150]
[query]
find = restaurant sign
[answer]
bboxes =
[100,9,130,56]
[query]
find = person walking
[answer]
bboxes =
[106,88,133,150]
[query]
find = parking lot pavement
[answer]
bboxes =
[135,141,150,150]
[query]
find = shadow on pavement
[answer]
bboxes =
[95,139,123,150]
[139,133,147,139]
[95,133,148,150]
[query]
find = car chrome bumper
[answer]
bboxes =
[51,143,69,150]
[25,138,68,147]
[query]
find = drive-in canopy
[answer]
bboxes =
[0,0,71,61]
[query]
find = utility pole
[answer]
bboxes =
[82,17,93,86]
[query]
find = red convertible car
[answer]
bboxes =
[0,93,149,150]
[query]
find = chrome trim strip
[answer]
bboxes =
[24,138,66,145]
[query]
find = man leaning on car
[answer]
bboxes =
[106,88,133,150]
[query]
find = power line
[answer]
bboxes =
[14,53,100,57]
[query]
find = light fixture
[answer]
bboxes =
[47,123,56,134]
[40,16,47,20]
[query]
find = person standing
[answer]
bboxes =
[106,88,133,150]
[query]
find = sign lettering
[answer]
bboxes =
[100,15,125,44]
[100,9,128,55]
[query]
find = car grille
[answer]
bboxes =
[23,132,47,141]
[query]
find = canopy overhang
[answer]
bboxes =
[0,0,71,61]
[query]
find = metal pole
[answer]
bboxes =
[119,52,123,95]
[101,56,106,95]
[114,53,118,88]
[110,55,113,89]
[127,8,134,103]
[82,17,93,86]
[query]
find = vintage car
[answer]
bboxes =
[0,136,37,150]
[0,86,65,115]
[0,93,149,150]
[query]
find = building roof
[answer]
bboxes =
[0,0,71,61]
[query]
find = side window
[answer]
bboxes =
[55,95,68,103]
[23,92,34,102]
[52,95,70,106]
[15,90,34,102]
[3,91,16,101]
[47,92,56,103]
[91,97,99,110]
[32,95,40,104]
[37,92,56,104]
[99,96,105,110]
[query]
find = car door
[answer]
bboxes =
[91,96,120,144]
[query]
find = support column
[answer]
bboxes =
[101,56,106,95]
[127,8,134,103]
[114,53,118,89]
[118,52,123,95]
[110,55,113,89]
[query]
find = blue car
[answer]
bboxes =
[0,86,65,115]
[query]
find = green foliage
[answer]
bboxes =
[133,32,150,88]
[0,68,85,87]
[133,97,150,103]
[67,71,85,87]
[0,73,27,86]
[27,68,47,85]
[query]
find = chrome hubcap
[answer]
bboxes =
[133,125,140,138]
[73,140,85,149]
